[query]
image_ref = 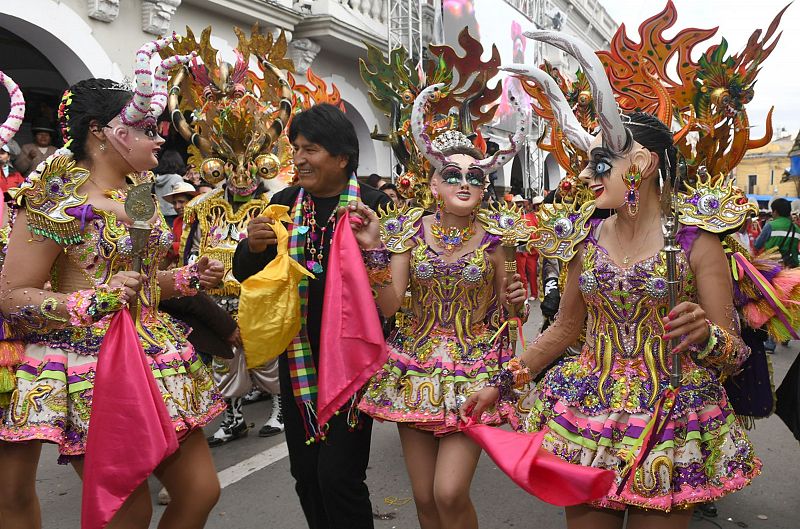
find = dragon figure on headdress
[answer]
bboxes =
[360,27,503,209]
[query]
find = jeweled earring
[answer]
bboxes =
[624,164,641,217]
[99,142,106,151]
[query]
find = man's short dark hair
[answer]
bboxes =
[154,149,186,176]
[288,104,359,175]
[380,182,398,193]
[772,198,791,217]
[367,173,383,187]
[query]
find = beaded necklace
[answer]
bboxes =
[302,194,337,273]
[430,209,476,255]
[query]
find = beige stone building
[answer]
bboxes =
[732,132,799,200]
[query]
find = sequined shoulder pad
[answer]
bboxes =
[378,203,425,253]
[677,176,756,233]
[9,154,89,245]
[528,200,595,261]
[183,187,224,223]
[476,203,536,244]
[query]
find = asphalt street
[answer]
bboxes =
[32,308,800,529]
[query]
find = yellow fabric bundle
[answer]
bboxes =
[238,205,314,369]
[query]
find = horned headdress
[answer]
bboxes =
[161,26,294,195]
[0,70,25,149]
[120,34,196,128]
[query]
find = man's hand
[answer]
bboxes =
[247,216,278,253]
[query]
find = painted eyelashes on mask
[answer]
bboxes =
[586,147,620,180]
[440,165,486,187]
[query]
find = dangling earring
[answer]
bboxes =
[99,142,106,151]
[434,194,445,213]
[624,164,641,217]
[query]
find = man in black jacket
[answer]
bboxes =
[233,104,391,529]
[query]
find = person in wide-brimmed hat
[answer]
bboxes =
[164,181,199,261]
[15,119,57,176]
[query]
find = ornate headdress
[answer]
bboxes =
[410,82,528,175]
[120,34,196,129]
[360,28,502,208]
[0,70,25,149]
[512,3,787,260]
[162,25,295,196]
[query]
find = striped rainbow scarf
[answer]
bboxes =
[287,174,360,442]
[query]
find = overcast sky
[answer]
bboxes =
[599,0,800,139]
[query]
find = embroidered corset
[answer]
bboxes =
[577,238,697,408]
[181,188,268,297]
[6,155,189,354]
[395,231,498,363]
[42,204,188,354]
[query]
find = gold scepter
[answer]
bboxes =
[661,168,682,389]
[124,183,157,321]
[478,202,537,354]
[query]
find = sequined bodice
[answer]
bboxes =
[35,204,189,356]
[409,238,496,328]
[52,206,172,308]
[391,226,499,362]
[577,234,696,405]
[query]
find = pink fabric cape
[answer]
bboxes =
[81,310,179,529]
[460,419,615,506]
[318,211,388,428]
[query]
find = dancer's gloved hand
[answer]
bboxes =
[540,277,560,318]
[661,301,710,353]
[459,386,500,423]
[109,271,144,304]
[197,256,224,289]
[343,201,382,249]
[504,274,526,309]
[247,216,277,253]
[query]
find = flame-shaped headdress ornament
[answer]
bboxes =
[0,70,25,148]
[411,82,528,175]
[120,34,196,128]
[501,64,592,153]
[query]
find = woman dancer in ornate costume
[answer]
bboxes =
[0,37,226,529]
[465,29,761,529]
[351,83,530,529]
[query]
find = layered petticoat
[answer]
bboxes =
[0,310,225,456]
[524,352,761,511]
[359,321,523,435]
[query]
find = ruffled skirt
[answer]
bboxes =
[0,341,225,456]
[523,356,761,511]
[359,325,523,435]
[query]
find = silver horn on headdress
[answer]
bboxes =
[120,34,179,126]
[501,64,592,153]
[0,71,25,148]
[524,30,630,154]
[410,83,450,171]
[471,78,529,174]
[411,82,528,173]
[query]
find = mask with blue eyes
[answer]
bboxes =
[440,165,487,188]
[586,154,614,180]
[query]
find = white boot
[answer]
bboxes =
[258,394,284,437]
